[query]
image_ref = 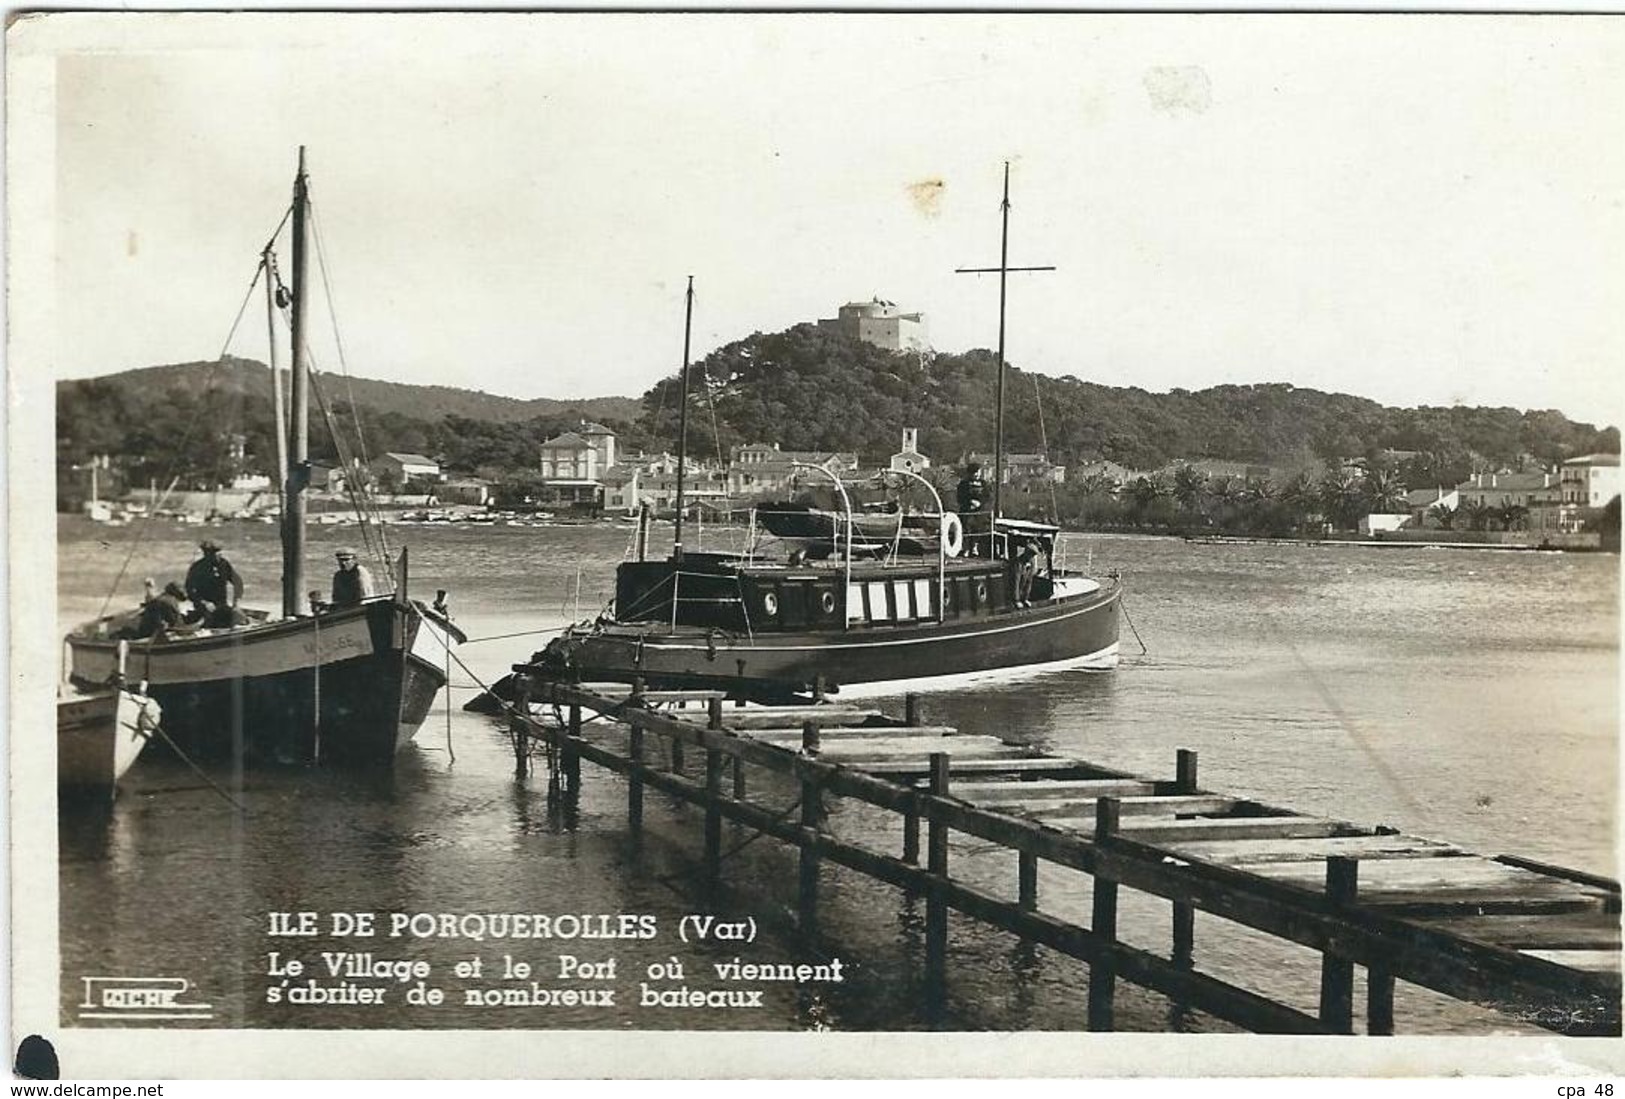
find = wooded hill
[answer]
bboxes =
[57,330,1618,495]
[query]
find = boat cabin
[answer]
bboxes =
[613,516,1060,634]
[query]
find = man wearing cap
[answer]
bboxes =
[330,547,376,607]
[116,581,192,640]
[185,539,246,628]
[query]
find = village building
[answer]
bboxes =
[1560,454,1621,510]
[1072,460,1137,487]
[816,297,929,353]
[1453,470,1562,511]
[729,442,859,498]
[438,477,492,507]
[372,452,442,491]
[1404,486,1460,529]
[889,428,930,475]
[969,451,1067,485]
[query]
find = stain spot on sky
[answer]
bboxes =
[1143,66,1212,115]
[906,178,945,218]
[126,230,138,257]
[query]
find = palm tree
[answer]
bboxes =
[1499,504,1530,532]
[1458,499,1493,532]
[1428,503,1458,531]
[1362,465,1408,514]
[1172,465,1208,511]
[1319,468,1365,531]
[1278,471,1320,532]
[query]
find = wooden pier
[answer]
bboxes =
[505,675,1621,1036]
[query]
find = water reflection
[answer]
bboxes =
[54,520,1617,1034]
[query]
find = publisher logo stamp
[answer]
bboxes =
[79,976,213,1021]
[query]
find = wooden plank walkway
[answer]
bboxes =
[506,676,1620,1037]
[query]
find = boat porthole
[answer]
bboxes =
[820,591,836,615]
[975,580,988,603]
[763,592,779,617]
[943,586,953,608]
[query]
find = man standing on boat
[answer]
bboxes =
[185,539,246,628]
[329,547,376,606]
[956,461,991,556]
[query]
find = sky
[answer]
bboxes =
[18,13,1625,423]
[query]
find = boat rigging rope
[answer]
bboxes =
[94,243,274,619]
[1034,373,1060,524]
[266,268,395,585]
[309,199,394,568]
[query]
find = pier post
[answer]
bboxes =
[1087,796,1122,1032]
[670,729,685,774]
[1175,748,1198,794]
[798,722,823,933]
[510,678,531,777]
[706,697,729,846]
[1018,851,1038,911]
[1318,856,1359,1034]
[925,752,951,987]
[564,703,582,796]
[1172,902,1195,970]
[704,747,723,879]
[1367,964,1396,1037]
[1172,749,1198,968]
[628,719,645,834]
[627,677,646,831]
[905,692,922,727]
[903,791,921,865]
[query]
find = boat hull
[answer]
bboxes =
[540,577,1121,699]
[57,687,158,797]
[66,598,457,767]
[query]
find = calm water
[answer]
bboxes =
[55,517,1619,1033]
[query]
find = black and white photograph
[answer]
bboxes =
[6,10,1623,1080]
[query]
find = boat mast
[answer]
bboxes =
[284,147,310,614]
[955,161,1055,525]
[994,162,1011,520]
[672,275,694,560]
[264,247,291,614]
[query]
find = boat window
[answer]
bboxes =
[866,581,890,621]
[845,584,865,623]
[913,578,933,617]
[891,579,914,620]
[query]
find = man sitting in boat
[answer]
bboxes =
[328,547,376,607]
[184,539,247,628]
[113,581,192,640]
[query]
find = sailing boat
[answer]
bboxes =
[510,173,1121,701]
[65,149,464,766]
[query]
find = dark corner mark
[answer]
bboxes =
[13,1035,60,1080]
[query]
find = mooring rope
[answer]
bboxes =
[1119,594,1149,656]
[142,719,250,814]
[457,626,571,646]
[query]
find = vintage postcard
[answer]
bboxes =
[7,10,1624,1081]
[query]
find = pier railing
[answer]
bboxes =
[507,676,1620,1036]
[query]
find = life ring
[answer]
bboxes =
[940,513,965,558]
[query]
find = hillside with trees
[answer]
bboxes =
[57,330,1617,511]
[640,324,1617,480]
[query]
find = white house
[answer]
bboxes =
[373,452,441,488]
